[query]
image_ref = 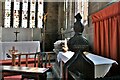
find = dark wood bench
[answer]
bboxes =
[1,52,55,80]
[2,66,49,80]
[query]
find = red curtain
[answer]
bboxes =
[92,2,120,63]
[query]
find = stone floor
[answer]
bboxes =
[47,72,55,80]
[47,62,55,80]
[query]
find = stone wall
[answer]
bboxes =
[0,1,2,41]
[2,28,30,41]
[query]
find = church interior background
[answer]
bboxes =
[0,0,120,79]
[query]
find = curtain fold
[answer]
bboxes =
[92,2,120,63]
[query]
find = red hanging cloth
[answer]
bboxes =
[91,2,120,63]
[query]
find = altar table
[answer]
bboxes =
[0,41,40,60]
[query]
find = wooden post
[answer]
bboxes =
[26,54,28,67]
[12,54,15,66]
[18,54,21,66]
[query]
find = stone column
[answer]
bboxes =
[44,2,58,51]
[0,2,3,41]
